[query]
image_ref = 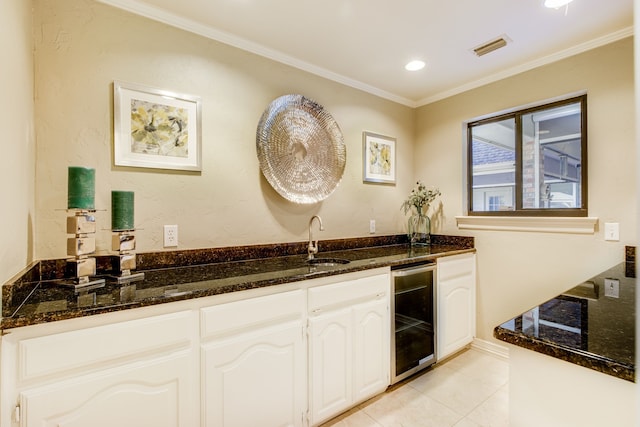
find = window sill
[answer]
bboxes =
[455,216,598,234]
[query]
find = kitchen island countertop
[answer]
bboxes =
[494,261,635,382]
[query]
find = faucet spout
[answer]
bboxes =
[308,215,324,260]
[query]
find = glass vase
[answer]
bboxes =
[408,214,431,246]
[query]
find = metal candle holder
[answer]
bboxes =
[62,209,106,290]
[111,230,144,284]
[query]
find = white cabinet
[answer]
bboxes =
[19,353,192,427]
[1,268,392,427]
[2,310,199,427]
[200,290,306,427]
[352,297,388,402]
[308,306,352,423]
[308,272,389,426]
[436,252,477,360]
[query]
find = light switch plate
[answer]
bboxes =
[604,278,620,298]
[604,222,619,241]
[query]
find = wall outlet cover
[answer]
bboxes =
[163,225,178,247]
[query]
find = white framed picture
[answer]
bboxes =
[113,81,202,171]
[363,131,396,185]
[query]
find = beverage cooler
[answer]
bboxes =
[390,262,437,384]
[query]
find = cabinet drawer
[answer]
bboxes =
[17,310,195,382]
[308,273,389,313]
[201,289,305,339]
[437,253,476,282]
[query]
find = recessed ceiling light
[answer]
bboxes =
[405,60,426,71]
[544,0,574,8]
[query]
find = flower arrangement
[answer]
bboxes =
[401,181,441,216]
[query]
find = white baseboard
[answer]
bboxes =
[470,338,509,360]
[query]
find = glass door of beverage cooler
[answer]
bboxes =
[391,263,436,384]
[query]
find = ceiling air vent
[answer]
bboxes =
[472,36,510,57]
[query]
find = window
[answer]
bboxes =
[467,95,587,217]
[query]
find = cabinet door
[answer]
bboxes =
[20,350,196,427]
[353,297,389,403]
[437,253,477,360]
[308,307,352,426]
[202,321,306,427]
[201,290,306,427]
[11,310,199,427]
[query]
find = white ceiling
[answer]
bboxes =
[98,0,633,107]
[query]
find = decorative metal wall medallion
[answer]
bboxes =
[256,94,346,204]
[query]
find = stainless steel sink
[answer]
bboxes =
[306,258,351,267]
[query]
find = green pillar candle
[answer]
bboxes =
[67,167,95,210]
[111,191,135,231]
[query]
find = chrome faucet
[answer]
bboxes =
[308,215,324,260]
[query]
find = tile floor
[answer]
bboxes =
[321,348,509,427]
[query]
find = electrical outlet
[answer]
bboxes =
[369,219,376,234]
[163,225,178,247]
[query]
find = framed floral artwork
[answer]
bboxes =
[363,131,396,184]
[113,81,202,171]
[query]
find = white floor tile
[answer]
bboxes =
[453,418,483,427]
[443,350,509,389]
[465,383,509,427]
[408,365,503,416]
[320,406,383,427]
[360,385,463,427]
[320,349,509,427]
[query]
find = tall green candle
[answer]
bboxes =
[111,191,135,231]
[67,166,95,210]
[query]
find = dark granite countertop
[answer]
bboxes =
[2,235,474,330]
[494,261,636,382]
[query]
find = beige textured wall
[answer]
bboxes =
[0,0,35,285]
[14,1,637,348]
[33,0,415,259]
[416,38,636,342]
